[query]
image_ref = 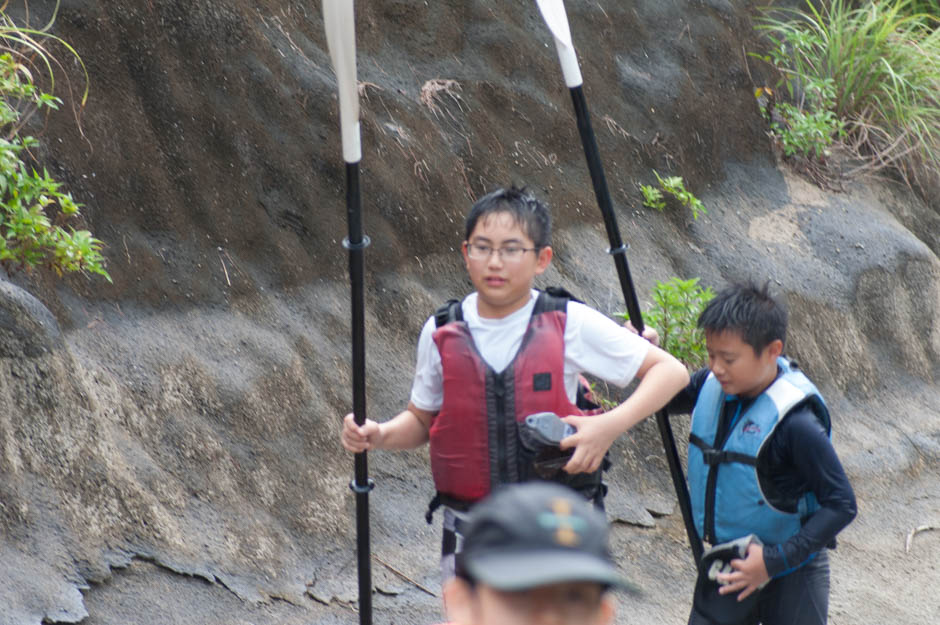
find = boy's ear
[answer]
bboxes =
[765,338,784,359]
[461,240,471,268]
[596,594,616,625]
[534,245,553,274]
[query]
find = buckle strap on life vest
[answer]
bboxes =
[434,298,463,328]
[690,433,758,467]
[428,493,471,557]
[426,491,474,524]
[425,493,442,524]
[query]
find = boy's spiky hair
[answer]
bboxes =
[464,185,551,249]
[697,281,787,353]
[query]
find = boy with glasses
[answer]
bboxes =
[341,185,688,579]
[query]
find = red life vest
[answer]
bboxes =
[428,291,597,504]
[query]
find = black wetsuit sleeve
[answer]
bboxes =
[667,367,710,414]
[761,407,857,577]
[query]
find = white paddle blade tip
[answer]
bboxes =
[534,0,583,88]
[535,0,573,47]
[556,42,583,88]
[323,0,362,163]
[343,122,362,164]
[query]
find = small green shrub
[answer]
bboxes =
[639,184,665,210]
[654,171,706,220]
[753,0,940,190]
[759,79,846,159]
[641,172,706,220]
[618,277,715,371]
[0,4,109,281]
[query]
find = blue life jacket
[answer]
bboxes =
[687,357,831,547]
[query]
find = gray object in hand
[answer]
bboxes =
[522,412,576,449]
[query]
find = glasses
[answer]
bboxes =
[466,242,538,262]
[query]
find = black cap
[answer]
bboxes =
[456,482,638,593]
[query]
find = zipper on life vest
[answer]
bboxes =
[493,374,509,483]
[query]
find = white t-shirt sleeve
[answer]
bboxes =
[409,315,444,412]
[564,301,651,390]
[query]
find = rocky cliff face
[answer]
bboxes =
[1,1,938,624]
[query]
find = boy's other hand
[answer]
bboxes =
[623,319,660,347]
[716,542,770,601]
[341,412,382,453]
[558,414,619,474]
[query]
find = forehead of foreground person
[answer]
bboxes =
[456,482,637,592]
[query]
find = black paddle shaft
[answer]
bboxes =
[568,85,704,566]
[343,163,374,625]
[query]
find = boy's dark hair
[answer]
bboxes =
[697,281,787,353]
[464,185,551,249]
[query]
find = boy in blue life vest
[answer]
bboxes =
[666,282,856,625]
[441,481,638,625]
[341,185,689,580]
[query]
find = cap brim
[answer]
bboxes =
[464,550,640,594]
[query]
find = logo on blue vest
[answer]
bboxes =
[742,420,761,434]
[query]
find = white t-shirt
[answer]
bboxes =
[410,290,651,412]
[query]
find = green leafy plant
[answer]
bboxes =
[639,184,665,210]
[618,277,715,370]
[640,172,706,219]
[0,3,109,281]
[587,380,619,412]
[753,0,940,191]
[653,171,706,220]
[759,78,846,159]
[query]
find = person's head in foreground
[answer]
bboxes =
[443,481,638,625]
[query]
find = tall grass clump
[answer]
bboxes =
[0,1,110,281]
[754,0,940,193]
[900,0,940,16]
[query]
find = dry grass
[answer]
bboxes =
[419,78,467,120]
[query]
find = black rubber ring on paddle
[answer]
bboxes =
[349,478,375,494]
[343,235,371,251]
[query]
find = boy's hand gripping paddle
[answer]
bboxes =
[535,0,704,566]
[322,1,373,622]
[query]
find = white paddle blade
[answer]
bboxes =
[534,0,583,88]
[323,0,361,163]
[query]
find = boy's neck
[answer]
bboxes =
[740,366,781,399]
[475,289,534,319]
